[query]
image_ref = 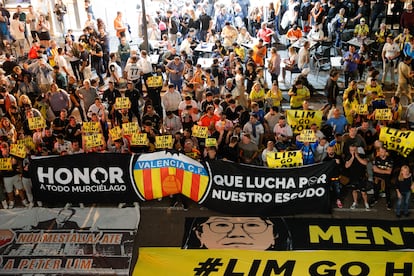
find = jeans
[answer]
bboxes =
[396,191,411,215]
[169,78,183,92]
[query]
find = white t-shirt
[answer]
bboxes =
[10,19,25,40]
[382,42,400,60]
[124,62,141,81]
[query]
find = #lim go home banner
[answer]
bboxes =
[30,152,335,216]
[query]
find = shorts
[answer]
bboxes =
[14,39,24,49]
[3,175,23,193]
[349,178,368,192]
[38,31,50,41]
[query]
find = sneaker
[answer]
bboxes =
[396,213,401,218]
[365,203,370,210]
[8,201,15,209]
[79,203,85,209]
[22,199,29,207]
[37,201,43,207]
[64,203,72,209]
[1,200,8,209]
[350,202,357,209]
[336,199,343,208]
[118,203,126,208]
[386,204,392,211]
[28,202,34,208]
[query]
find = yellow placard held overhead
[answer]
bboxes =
[84,133,104,148]
[192,125,209,138]
[356,104,368,115]
[155,135,173,149]
[146,76,163,88]
[286,110,323,133]
[109,126,123,141]
[114,97,131,110]
[28,117,46,130]
[82,121,101,133]
[299,129,317,143]
[205,138,217,147]
[379,127,414,157]
[0,158,12,170]
[375,109,392,121]
[10,144,26,159]
[17,137,35,150]
[131,133,148,146]
[267,150,303,168]
[123,122,140,135]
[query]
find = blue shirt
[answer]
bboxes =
[343,51,359,72]
[325,115,348,135]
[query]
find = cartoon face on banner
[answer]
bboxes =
[131,152,209,201]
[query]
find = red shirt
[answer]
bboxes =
[257,28,273,43]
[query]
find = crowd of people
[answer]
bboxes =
[0,0,412,216]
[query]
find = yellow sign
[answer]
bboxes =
[109,126,123,141]
[147,76,163,88]
[205,138,217,147]
[123,122,139,135]
[356,104,368,115]
[267,150,303,168]
[0,158,12,170]
[82,121,101,133]
[10,144,26,159]
[28,117,46,130]
[134,248,414,276]
[131,133,148,146]
[155,135,173,149]
[299,129,317,143]
[17,137,35,150]
[375,108,392,121]
[192,125,209,139]
[84,133,104,148]
[114,97,131,110]
[286,110,323,134]
[379,127,414,157]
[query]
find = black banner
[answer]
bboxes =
[30,153,138,203]
[183,217,414,251]
[199,161,335,216]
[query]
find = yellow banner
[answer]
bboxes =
[299,129,317,143]
[84,133,104,148]
[147,76,163,88]
[379,127,414,157]
[82,122,101,133]
[375,108,392,121]
[155,135,173,149]
[114,97,131,110]
[17,137,35,150]
[28,117,46,130]
[131,133,148,146]
[192,125,209,139]
[109,126,123,141]
[267,150,303,168]
[286,110,323,133]
[356,104,368,115]
[123,122,139,135]
[0,158,12,170]
[205,138,217,147]
[134,248,414,276]
[10,144,26,159]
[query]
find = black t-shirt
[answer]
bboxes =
[345,154,367,181]
[65,123,82,143]
[373,156,393,177]
[91,43,102,63]
[80,50,90,66]
[52,117,69,135]
[199,14,211,31]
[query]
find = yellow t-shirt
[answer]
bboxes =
[265,88,283,107]
[289,87,310,108]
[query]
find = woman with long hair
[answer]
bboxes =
[395,165,414,217]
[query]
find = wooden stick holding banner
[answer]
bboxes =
[267,150,303,168]
[192,125,209,138]
[114,97,131,110]
[28,117,46,130]
[155,135,173,149]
